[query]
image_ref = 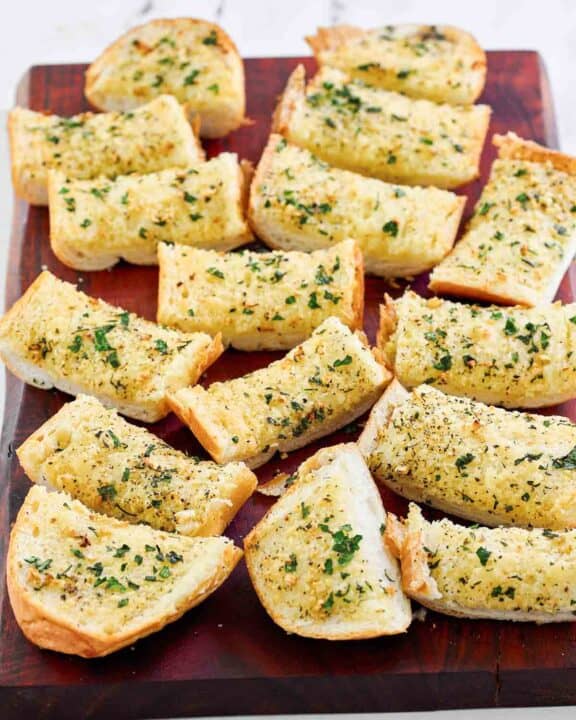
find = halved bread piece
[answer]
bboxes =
[9,95,204,205]
[244,443,411,638]
[168,317,390,468]
[272,65,490,189]
[7,486,242,657]
[307,24,486,105]
[429,133,576,306]
[386,503,576,622]
[48,154,253,270]
[360,380,576,530]
[249,135,465,277]
[157,239,363,350]
[0,271,222,422]
[17,394,256,535]
[86,18,245,138]
[379,290,576,408]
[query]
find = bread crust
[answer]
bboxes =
[7,487,243,657]
[494,132,576,174]
[86,18,245,138]
[244,443,411,638]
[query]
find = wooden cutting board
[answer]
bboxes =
[1,53,575,719]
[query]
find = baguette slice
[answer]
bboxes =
[360,380,576,530]
[307,24,486,105]
[245,443,411,638]
[17,394,256,535]
[7,486,242,657]
[0,271,222,422]
[9,95,204,205]
[168,316,391,467]
[249,135,465,277]
[272,65,490,189]
[386,503,576,623]
[157,239,363,350]
[429,133,576,306]
[379,290,576,408]
[86,18,245,138]
[48,154,253,270]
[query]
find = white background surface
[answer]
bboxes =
[1,1,575,718]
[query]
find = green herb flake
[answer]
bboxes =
[284,553,298,573]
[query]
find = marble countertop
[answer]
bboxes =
[0,1,575,718]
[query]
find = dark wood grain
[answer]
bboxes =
[0,53,573,719]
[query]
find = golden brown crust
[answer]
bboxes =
[167,388,226,463]
[8,109,47,205]
[494,132,576,175]
[427,276,536,307]
[384,513,439,599]
[350,243,365,330]
[376,294,398,365]
[271,65,305,137]
[305,25,365,55]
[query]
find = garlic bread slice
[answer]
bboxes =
[379,291,576,408]
[157,239,363,350]
[273,65,490,189]
[429,133,576,306]
[48,154,252,270]
[86,18,245,138]
[9,95,203,205]
[307,24,486,105]
[249,135,464,277]
[245,443,411,638]
[17,394,256,535]
[360,381,576,530]
[386,503,576,623]
[7,486,241,657]
[0,271,222,422]
[168,316,390,467]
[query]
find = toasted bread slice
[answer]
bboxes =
[386,503,576,622]
[48,154,253,270]
[272,65,490,189]
[379,290,576,408]
[360,380,576,530]
[9,95,204,205]
[7,486,242,657]
[244,443,411,638]
[0,271,222,422]
[168,317,390,467]
[157,240,363,350]
[86,18,245,138]
[249,135,465,277]
[17,394,256,535]
[429,133,576,306]
[307,24,486,105]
